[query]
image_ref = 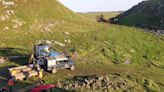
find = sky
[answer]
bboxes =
[59,0,144,12]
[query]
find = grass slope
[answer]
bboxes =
[0,0,98,55]
[112,0,164,30]
[0,0,95,32]
[0,1,164,92]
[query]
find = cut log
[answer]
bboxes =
[8,65,39,80]
[9,66,28,71]
[26,70,38,78]
[21,67,32,72]
[10,69,21,76]
[14,73,26,80]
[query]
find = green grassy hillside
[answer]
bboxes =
[0,0,95,32]
[112,0,164,31]
[0,0,164,92]
[0,0,97,54]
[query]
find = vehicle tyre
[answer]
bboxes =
[37,58,46,66]
[37,58,47,71]
[52,68,57,73]
[43,60,47,71]
[70,65,75,70]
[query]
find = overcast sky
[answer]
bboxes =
[59,0,144,12]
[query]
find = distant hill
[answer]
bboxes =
[111,0,164,34]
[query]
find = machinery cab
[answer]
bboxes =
[34,44,52,57]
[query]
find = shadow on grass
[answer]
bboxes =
[48,88,76,92]
[0,47,29,56]
[0,80,32,92]
[9,57,29,66]
[0,47,30,66]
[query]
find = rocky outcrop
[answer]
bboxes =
[56,74,160,92]
[0,0,26,31]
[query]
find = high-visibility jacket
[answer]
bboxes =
[38,69,43,78]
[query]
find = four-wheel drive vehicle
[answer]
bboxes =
[32,42,75,73]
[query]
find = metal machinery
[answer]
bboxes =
[8,40,75,80]
[32,41,75,73]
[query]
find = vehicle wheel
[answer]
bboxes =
[37,58,46,66]
[43,61,47,71]
[52,68,57,73]
[70,65,75,70]
[37,58,47,71]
